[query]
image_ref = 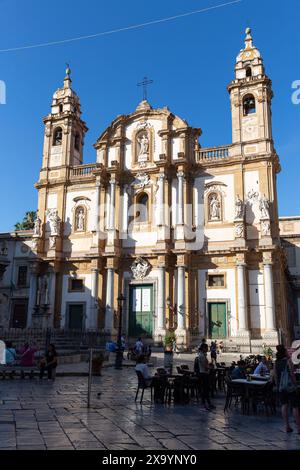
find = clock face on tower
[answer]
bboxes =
[242,50,254,61]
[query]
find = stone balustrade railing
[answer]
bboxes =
[71,164,98,177]
[196,145,229,162]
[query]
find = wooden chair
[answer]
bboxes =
[135,371,153,404]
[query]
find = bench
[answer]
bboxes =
[0,365,39,380]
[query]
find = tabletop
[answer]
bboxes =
[232,379,268,386]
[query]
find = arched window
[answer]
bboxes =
[243,95,256,115]
[74,133,80,151]
[246,67,252,77]
[53,127,62,146]
[135,193,149,222]
[74,206,86,232]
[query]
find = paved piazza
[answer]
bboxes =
[0,368,300,451]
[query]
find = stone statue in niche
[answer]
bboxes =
[75,208,85,231]
[235,195,244,220]
[209,193,221,221]
[137,132,149,157]
[259,194,270,219]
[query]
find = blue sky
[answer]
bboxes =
[0,0,299,232]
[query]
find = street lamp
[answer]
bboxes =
[115,293,126,369]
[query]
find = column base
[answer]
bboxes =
[175,328,189,351]
[262,330,279,345]
[235,330,251,353]
[153,328,166,345]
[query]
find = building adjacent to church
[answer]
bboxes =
[0,29,299,350]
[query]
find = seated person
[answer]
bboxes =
[5,341,17,365]
[135,354,152,386]
[39,344,58,380]
[253,356,269,375]
[230,360,246,380]
[19,342,38,367]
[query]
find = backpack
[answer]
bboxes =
[279,361,296,393]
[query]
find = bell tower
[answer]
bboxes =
[228,28,274,154]
[40,65,88,175]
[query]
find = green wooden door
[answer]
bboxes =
[129,285,153,337]
[208,303,227,338]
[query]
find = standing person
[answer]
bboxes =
[5,341,17,365]
[210,341,217,365]
[39,344,58,381]
[134,337,144,357]
[274,345,300,433]
[196,343,215,410]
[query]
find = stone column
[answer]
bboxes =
[105,267,115,332]
[157,174,165,226]
[264,262,276,331]
[108,177,116,230]
[177,171,184,226]
[237,263,248,332]
[154,266,166,342]
[27,266,38,327]
[94,180,101,233]
[89,268,98,330]
[177,265,185,330]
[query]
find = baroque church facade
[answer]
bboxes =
[0,29,299,350]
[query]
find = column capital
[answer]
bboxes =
[177,170,185,179]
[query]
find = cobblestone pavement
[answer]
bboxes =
[0,369,300,450]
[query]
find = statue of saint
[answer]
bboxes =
[138,133,149,156]
[235,195,244,219]
[33,217,41,237]
[76,209,85,231]
[259,194,270,219]
[209,194,221,220]
[48,210,60,236]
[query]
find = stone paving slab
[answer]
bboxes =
[0,368,300,450]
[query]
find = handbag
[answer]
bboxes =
[279,362,296,394]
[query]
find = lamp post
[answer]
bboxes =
[115,293,126,369]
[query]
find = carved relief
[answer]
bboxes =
[261,220,271,237]
[131,257,151,280]
[235,223,245,238]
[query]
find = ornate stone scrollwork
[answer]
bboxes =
[131,257,151,280]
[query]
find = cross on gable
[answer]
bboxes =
[137,76,153,101]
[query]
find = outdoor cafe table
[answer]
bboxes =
[249,374,270,381]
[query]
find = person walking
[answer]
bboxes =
[5,341,17,365]
[274,344,300,433]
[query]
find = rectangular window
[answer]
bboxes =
[207,274,225,288]
[17,266,27,287]
[69,278,84,292]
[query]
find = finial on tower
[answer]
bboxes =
[64,63,72,89]
[244,27,253,49]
